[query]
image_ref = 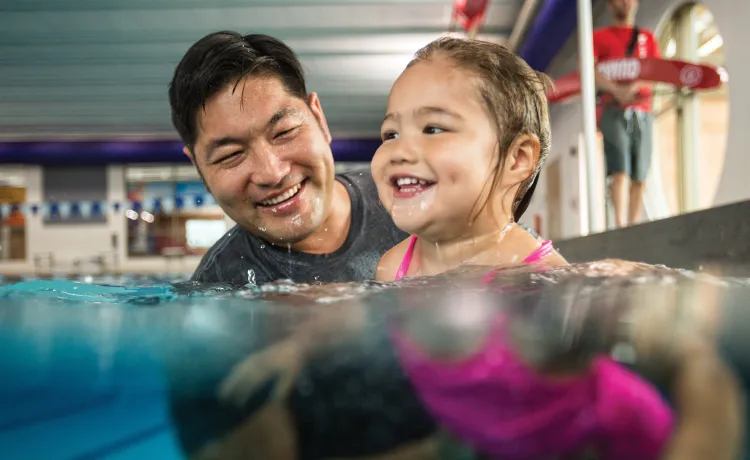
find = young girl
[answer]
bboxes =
[371,37,674,459]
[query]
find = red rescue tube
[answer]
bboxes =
[547,57,724,103]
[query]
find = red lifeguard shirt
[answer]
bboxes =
[593,26,661,112]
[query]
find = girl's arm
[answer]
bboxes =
[661,340,744,460]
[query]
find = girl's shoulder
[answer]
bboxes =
[501,226,568,267]
[375,236,415,282]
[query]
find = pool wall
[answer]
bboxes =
[555,199,750,275]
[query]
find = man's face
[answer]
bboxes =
[608,0,638,22]
[186,76,335,246]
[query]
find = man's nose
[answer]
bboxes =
[249,145,292,187]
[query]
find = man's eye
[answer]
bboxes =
[275,127,299,139]
[217,151,241,163]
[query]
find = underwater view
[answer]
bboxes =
[1,261,748,459]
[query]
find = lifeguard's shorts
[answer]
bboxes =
[599,106,654,182]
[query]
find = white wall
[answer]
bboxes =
[522,0,750,239]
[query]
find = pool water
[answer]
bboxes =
[0,262,748,459]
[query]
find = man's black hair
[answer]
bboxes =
[168,31,308,148]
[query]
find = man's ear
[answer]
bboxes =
[183,146,213,194]
[504,134,541,183]
[307,92,333,144]
[183,146,195,163]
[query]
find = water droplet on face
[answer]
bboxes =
[259,226,267,232]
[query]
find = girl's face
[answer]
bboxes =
[371,57,504,241]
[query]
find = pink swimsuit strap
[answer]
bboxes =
[394,235,554,281]
[394,235,419,281]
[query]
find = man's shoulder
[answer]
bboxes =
[190,224,248,283]
[335,167,378,195]
[336,165,409,248]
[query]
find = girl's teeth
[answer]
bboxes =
[395,177,429,186]
[261,183,301,206]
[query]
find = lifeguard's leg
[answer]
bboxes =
[629,112,654,225]
[599,107,632,228]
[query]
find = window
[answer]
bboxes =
[125,165,226,257]
[651,3,728,218]
[42,166,108,224]
[0,167,27,261]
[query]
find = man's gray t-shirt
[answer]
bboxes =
[190,169,408,287]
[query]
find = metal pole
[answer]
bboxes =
[577,0,602,233]
[676,7,700,213]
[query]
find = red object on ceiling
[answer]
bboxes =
[453,0,489,31]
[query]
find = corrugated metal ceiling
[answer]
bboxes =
[0,0,526,140]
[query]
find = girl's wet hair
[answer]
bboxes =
[407,37,553,222]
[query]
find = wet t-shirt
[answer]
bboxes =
[190,169,408,287]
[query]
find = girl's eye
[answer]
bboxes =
[424,126,445,135]
[382,131,399,141]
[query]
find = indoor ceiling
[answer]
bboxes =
[0,0,529,141]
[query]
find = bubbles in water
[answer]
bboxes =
[246,269,256,286]
[260,244,265,249]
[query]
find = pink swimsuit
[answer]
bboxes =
[391,235,673,459]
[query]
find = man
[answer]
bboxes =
[167,31,442,460]
[593,0,661,227]
[168,31,407,288]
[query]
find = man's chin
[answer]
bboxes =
[247,225,318,248]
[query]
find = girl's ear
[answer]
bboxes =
[504,134,541,183]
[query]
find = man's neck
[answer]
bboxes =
[612,16,635,27]
[290,180,352,254]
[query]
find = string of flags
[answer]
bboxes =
[0,192,219,221]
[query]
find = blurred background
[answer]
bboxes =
[0,0,744,279]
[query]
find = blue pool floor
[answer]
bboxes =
[0,388,183,459]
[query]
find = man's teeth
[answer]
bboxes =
[260,183,302,206]
[396,177,429,187]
